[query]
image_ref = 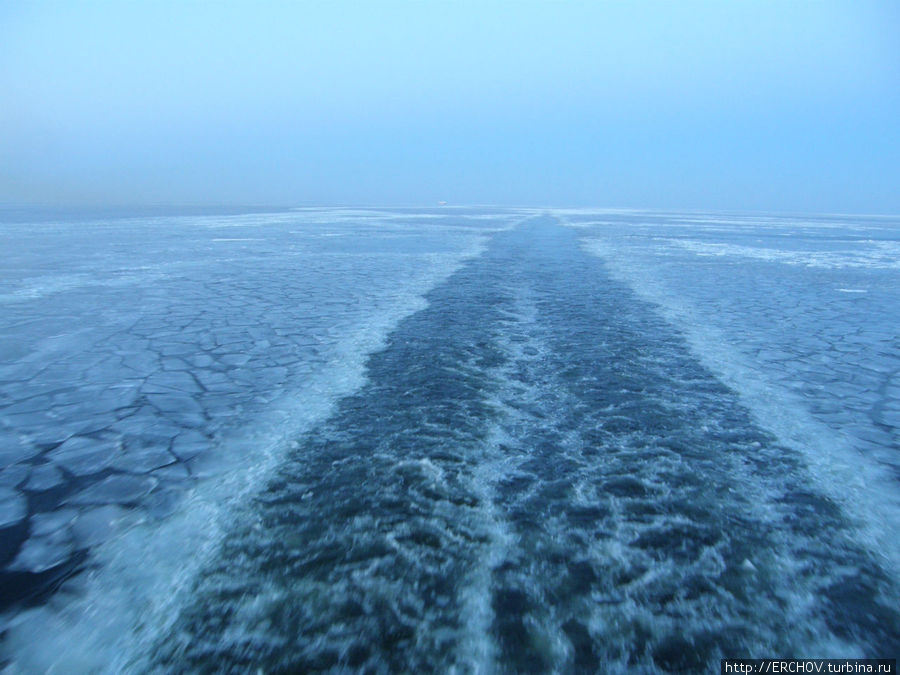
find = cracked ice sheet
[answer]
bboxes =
[0,207,518,665]
[570,209,900,574]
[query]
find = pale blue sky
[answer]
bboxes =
[1,1,898,211]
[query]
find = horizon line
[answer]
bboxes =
[1,202,899,220]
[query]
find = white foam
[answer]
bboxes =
[580,236,900,579]
[0,234,492,674]
[451,287,543,673]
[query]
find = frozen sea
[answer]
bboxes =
[0,207,898,672]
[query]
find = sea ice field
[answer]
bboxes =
[0,206,898,672]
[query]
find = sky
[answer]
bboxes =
[1,1,898,212]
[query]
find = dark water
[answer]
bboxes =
[145,218,899,672]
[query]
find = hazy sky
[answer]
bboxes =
[2,1,898,211]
